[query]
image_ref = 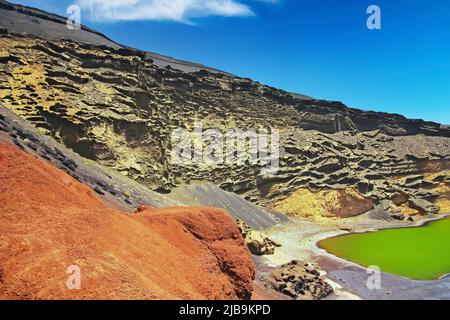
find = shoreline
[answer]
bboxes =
[313,213,450,281]
[259,213,450,300]
[316,212,449,244]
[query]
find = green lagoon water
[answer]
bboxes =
[319,217,450,280]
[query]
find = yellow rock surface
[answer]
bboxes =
[436,196,450,214]
[272,188,374,219]
[399,203,420,216]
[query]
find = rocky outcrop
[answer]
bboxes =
[266,260,334,300]
[237,220,281,255]
[409,198,440,215]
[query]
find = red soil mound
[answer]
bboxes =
[0,141,255,300]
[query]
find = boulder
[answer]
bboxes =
[380,200,404,220]
[409,198,440,215]
[390,192,409,206]
[266,260,334,300]
[237,219,280,255]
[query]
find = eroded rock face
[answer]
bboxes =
[0,106,180,211]
[266,260,334,300]
[0,14,449,219]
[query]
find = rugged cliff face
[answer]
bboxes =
[0,0,449,221]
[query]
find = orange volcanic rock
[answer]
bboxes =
[0,141,255,300]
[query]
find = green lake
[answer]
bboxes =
[318,217,450,280]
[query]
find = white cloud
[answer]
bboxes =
[74,0,259,23]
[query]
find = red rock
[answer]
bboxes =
[0,140,255,300]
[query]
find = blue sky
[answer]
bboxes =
[9,0,450,124]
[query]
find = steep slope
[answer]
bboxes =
[0,0,449,221]
[168,184,289,229]
[0,140,255,300]
[0,105,287,227]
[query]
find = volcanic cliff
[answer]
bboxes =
[0,0,449,221]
